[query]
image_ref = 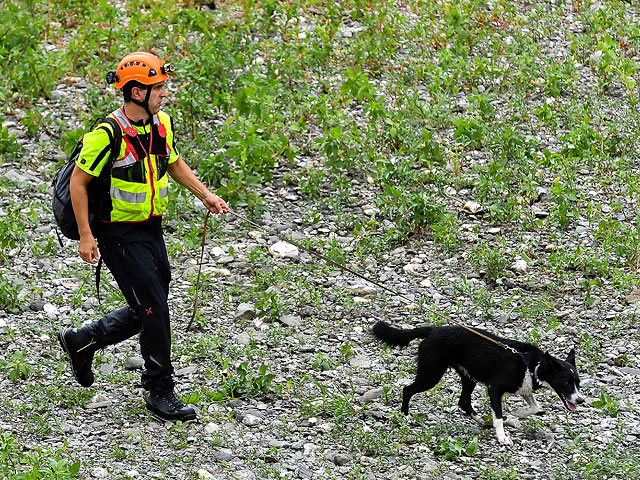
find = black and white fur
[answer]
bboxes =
[373,321,584,445]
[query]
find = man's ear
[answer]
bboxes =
[131,86,148,102]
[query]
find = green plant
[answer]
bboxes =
[255,290,289,321]
[468,243,509,280]
[213,361,280,400]
[312,353,337,372]
[547,179,579,229]
[299,381,358,421]
[0,270,22,310]
[434,435,479,460]
[0,122,22,160]
[1,350,32,381]
[591,392,619,416]
[453,116,484,150]
[340,66,376,103]
[0,433,80,479]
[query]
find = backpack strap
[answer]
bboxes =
[100,116,123,171]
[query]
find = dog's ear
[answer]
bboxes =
[566,348,576,366]
[542,351,559,371]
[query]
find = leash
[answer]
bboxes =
[186,209,211,331]
[187,209,528,365]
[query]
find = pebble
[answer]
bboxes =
[215,449,233,462]
[268,241,299,259]
[358,387,384,404]
[175,365,198,376]
[510,259,528,272]
[85,394,113,409]
[242,414,262,426]
[349,357,372,368]
[125,356,144,370]
[279,314,302,327]
[91,467,109,479]
[330,453,352,465]
[235,303,257,320]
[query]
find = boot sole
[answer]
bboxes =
[145,403,196,422]
[57,328,94,388]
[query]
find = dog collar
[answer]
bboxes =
[532,362,542,389]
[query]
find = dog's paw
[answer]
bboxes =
[512,407,539,418]
[496,432,513,446]
[504,416,521,428]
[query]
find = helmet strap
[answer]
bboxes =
[130,86,154,122]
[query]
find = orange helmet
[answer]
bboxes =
[106,52,174,89]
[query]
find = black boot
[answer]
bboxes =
[145,376,196,422]
[57,327,99,387]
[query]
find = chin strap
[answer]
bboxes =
[131,86,153,122]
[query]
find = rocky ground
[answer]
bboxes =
[2,122,640,479]
[2,1,640,479]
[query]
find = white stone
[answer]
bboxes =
[92,467,109,479]
[462,201,482,213]
[204,422,221,434]
[197,469,216,480]
[235,303,257,320]
[511,259,528,272]
[203,267,231,277]
[242,414,262,426]
[345,285,377,298]
[279,314,302,327]
[86,394,112,409]
[268,241,299,259]
[403,264,419,274]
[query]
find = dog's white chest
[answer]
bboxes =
[515,373,533,396]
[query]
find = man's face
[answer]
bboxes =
[133,82,167,114]
[147,82,167,114]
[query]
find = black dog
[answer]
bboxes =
[372,321,583,445]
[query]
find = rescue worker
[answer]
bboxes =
[57,51,229,422]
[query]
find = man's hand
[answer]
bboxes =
[202,193,230,214]
[79,234,99,264]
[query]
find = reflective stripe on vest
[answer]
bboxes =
[113,151,136,168]
[159,186,168,198]
[110,186,146,203]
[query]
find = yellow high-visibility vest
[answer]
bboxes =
[76,108,179,223]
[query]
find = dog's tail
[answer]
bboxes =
[372,321,433,348]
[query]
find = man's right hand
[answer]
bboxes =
[79,234,99,264]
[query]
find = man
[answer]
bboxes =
[57,51,229,422]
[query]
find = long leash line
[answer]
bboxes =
[186,209,211,331]
[187,209,527,364]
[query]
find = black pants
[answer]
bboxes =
[84,238,173,389]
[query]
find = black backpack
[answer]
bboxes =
[52,116,122,241]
